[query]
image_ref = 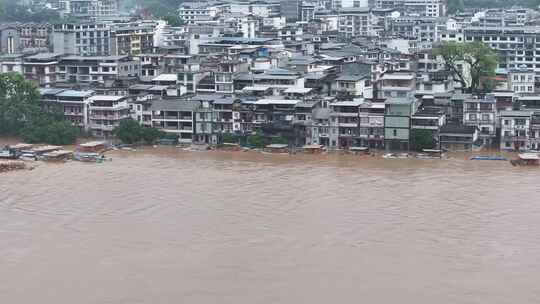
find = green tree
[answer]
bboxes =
[21,114,78,145]
[271,136,288,145]
[247,133,266,148]
[0,73,41,135]
[222,133,239,144]
[113,119,143,144]
[161,13,184,27]
[434,42,498,94]
[141,127,164,144]
[410,129,436,151]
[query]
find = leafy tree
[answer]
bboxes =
[113,119,164,144]
[222,133,239,144]
[0,73,41,135]
[161,13,184,27]
[113,119,143,144]
[141,127,164,144]
[410,129,436,151]
[247,133,266,148]
[434,41,498,94]
[271,136,288,145]
[21,114,78,145]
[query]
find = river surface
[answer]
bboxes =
[1,147,540,303]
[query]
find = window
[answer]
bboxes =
[393,129,397,137]
[504,120,510,125]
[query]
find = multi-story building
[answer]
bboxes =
[333,74,371,98]
[500,110,533,151]
[530,113,540,151]
[329,100,362,149]
[150,100,201,143]
[338,7,374,38]
[411,107,446,148]
[22,52,64,86]
[56,55,140,85]
[16,23,52,51]
[463,26,540,74]
[0,25,18,54]
[178,2,220,25]
[384,98,417,150]
[462,96,497,146]
[378,71,416,99]
[439,124,478,152]
[111,23,155,56]
[58,0,119,20]
[0,54,24,74]
[375,0,446,17]
[508,66,535,94]
[88,95,131,137]
[40,88,95,130]
[358,101,385,148]
[52,22,111,56]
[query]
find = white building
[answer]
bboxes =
[500,110,533,151]
[88,95,131,137]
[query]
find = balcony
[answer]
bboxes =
[90,124,115,131]
[338,122,358,128]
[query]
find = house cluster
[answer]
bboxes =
[2,0,540,152]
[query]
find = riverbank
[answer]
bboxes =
[1,137,531,170]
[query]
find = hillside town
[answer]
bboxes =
[2,0,540,154]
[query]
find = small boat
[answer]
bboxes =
[383,153,410,159]
[264,144,289,154]
[510,153,540,166]
[0,149,20,160]
[349,146,370,155]
[19,151,37,161]
[302,144,324,154]
[73,152,109,163]
[471,155,507,161]
[41,150,73,162]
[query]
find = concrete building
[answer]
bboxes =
[150,100,200,143]
[40,88,95,130]
[462,96,497,147]
[384,98,417,150]
[88,95,131,137]
[22,52,64,86]
[378,72,416,99]
[500,110,533,151]
[280,0,302,22]
[508,66,535,94]
[52,22,111,56]
[56,55,140,85]
[0,25,19,54]
[358,101,385,148]
[439,124,478,152]
[59,0,119,20]
[16,23,52,52]
[338,7,374,38]
[0,54,24,74]
[329,100,362,149]
[111,24,155,56]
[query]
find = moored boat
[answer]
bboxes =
[73,152,109,163]
[41,150,73,162]
[471,155,507,161]
[510,153,540,166]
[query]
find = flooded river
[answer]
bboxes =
[1,147,540,303]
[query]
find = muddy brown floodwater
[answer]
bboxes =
[1,146,540,303]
